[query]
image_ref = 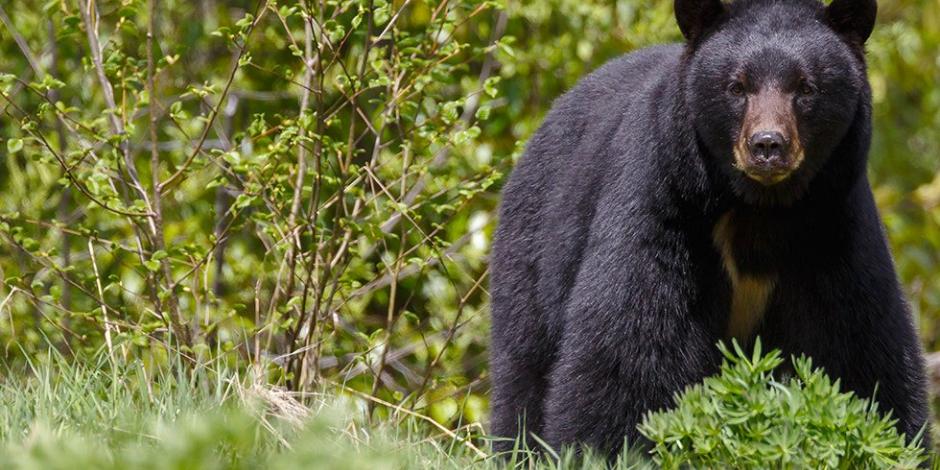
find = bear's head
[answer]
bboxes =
[678,0,875,206]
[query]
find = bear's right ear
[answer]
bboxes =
[675,0,725,43]
[826,0,877,45]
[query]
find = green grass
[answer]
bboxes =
[0,344,929,469]
[0,349,650,469]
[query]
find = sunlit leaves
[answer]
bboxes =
[640,340,927,469]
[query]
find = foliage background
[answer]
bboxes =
[0,0,938,450]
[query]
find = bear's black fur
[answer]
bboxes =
[489,0,930,458]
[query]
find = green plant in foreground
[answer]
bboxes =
[639,340,927,469]
[0,350,630,469]
[0,345,934,469]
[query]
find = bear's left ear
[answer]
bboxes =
[675,0,725,43]
[826,0,877,44]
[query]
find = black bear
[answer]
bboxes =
[489,0,930,458]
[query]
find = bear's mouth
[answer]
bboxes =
[733,145,805,186]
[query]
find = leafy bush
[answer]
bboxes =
[0,0,503,420]
[639,340,927,469]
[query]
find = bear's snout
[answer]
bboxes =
[733,88,804,185]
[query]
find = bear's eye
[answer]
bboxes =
[798,80,815,96]
[728,81,745,96]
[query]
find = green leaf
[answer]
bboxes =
[143,260,161,272]
[7,138,23,154]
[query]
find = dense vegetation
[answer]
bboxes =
[641,341,927,469]
[0,0,938,467]
[0,341,924,468]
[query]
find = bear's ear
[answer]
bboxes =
[675,0,725,43]
[826,0,877,44]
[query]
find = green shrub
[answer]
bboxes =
[639,340,927,469]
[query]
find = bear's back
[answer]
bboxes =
[503,44,684,211]
[493,44,686,325]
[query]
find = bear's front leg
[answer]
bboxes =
[768,268,931,447]
[760,186,932,448]
[539,236,721,458]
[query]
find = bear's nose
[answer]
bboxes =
[748,131,787,164]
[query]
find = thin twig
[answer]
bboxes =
[159,0,269,193]
[87,239,116,360]
[331,381,489,460]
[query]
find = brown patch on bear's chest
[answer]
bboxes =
[712,212,776,341]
